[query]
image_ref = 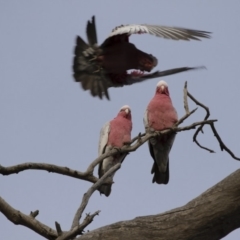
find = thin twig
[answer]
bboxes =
[176,108,198,126]
[55,221,63,236]
[0,163,98,184]
[0,119,218,183]
[187,91,210,120]
[194,140,215,153]
[186,85,240,158]
[71,163,121,230]
[0,196,57,240]
[210,123,240,160]
[187,86,213,152]
[30,210,39,218]
[57,211,100,240]
[188,90,209,136]
[130,132,146,145]
[184,81,189,114]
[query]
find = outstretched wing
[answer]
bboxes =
[125,66,206,86]
[108,24,211,41]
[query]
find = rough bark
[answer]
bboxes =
[77,169,240,240]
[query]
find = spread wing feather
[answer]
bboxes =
[108,24,211,41]
[86,16,98,46]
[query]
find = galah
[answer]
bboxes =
[98,105,132,196]
[144,80,178,184]
[73,16,211,99]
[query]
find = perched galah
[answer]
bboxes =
[98,105,132,196]
[73,16,211,99]
[144,80,178,184]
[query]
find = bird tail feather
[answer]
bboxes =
[86,16,98,46]
[73,34,110,99]
[151,162,169,184]
[99,184,112,197]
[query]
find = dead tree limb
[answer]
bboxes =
[0,163,97,183]
[71,163,121,229]
[184,81,240,160]
[1,82,240,240]
[2,168,240,240]
[0,196,58,239]
[76,169,240,240]
[0,120,217,182]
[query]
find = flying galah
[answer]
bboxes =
[98,105,132,196]
[144,80,178,184]
[73,16,211,99]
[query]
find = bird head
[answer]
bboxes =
[156,80,170,96]
[118,105,132,120]
[139,54,158,72]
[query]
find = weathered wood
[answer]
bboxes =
[77,169,240,240]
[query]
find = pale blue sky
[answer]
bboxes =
[1,1,240,239]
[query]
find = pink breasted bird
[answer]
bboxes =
[73,16,211,100]
[98,105,132,196]
[144,80,178,184]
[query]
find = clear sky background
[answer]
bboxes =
[1,1,240,239]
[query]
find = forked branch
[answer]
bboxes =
[1,82,240,240]
[183,81,240,160]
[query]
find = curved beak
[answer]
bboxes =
[125,108,130,114]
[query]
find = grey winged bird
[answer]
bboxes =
[73,16,211,100]
[144,80,178,184]
[98,105,132,196]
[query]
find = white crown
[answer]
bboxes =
[157,80,168,87]
[120,105,131,111]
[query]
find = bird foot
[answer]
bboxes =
[146,127,155,134]
[123,141,131,146]
[113,147,122,153]
[137,132,142,143]
[130,70,145,76]
[156,131,162,137]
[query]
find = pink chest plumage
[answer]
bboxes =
[107,117,132,147]
[148,94,177,131]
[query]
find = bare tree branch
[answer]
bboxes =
[1,115,238,186]
[0,196,58,240]
[55,221,63,236]
[188,90,210,120]
[30,210,39,218]
[71,163,121,230]
[183,81,190,114]
[210,123,240,160]
[0,164,121,240]
[57,211,100,240]
[1,82,240,240]
[2,168,240,240]
[0,163,98,183]
[176,107,198,126]
[76,169,240,240]
[0,121,216,183]
[185,82,240,160]
[85,119,216,175]
[189,89,214,152]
